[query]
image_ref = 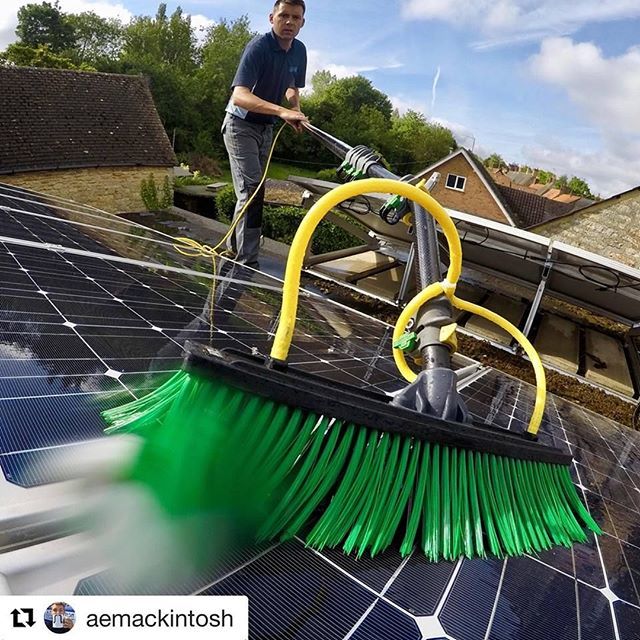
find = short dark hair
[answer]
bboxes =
[273,0,306,14]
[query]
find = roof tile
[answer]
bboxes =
[0,66,176,174]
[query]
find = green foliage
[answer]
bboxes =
[388,110,457,173]
[484,153,506,169]
[140,174,173,211]
[310,69,336,96]
[316,168,339,182]
[194,16,256,155]
[115,3,201,153]
[16,1,75,52]
[174,173,216,186]
[215,186,360,253]
[266,161,318,180]
[262,206,361,254]
[214,185,237,222]
[121,4,196,73]
[567,176,594,199]
[554,174,569,190]
[292,75,395,165]
[66,12,123,67]
[536,170,555,184]
[0,42,93,69]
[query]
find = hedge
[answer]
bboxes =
[215,185,363,255]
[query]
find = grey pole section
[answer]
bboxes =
[411,173,454,371]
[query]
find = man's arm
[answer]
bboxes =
[285,87,301,111]
[231,86,306,125]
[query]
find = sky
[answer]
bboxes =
[2,1,640,198]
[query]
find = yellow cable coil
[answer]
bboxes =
[270,177,546,435]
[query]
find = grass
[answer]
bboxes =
[216,161,328,184]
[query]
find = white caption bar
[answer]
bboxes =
[0,595,248,640]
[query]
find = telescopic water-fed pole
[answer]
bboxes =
[301,121,469,422]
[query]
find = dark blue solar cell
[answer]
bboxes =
[440,557,503,640]
[613,600,640,639]
[76,327,178,371]
[578,582,615,640]
[599,534,639,606]
[0,373,121,400]
[317,546,405,593]
[384,554,456,616]
[488,556,577,640]
[349,600,420,640]
[202,541,376,640]
[75,543,273,595]
[573,533,606,588]
[0,391,125,452]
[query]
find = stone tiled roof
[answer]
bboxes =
[0,66,176,174]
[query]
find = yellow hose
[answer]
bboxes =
[270,175,547,436]
[451,295,546,434]
[393,284,546,435]
[269,178,463,361]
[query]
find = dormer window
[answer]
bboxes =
[445,173,466,192]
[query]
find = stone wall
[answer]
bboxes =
[534,190,640,269]
[422,154,510,224]
[1,166,171,213]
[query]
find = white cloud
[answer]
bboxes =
[0,0,133,49]
[530,37,640,134]
[59,0,132,21]
[303,48,403,92]
[389,94,428,115]
[432,116,482,152]
[523,142,640,198]
[189,13,216,45]
[524,36,640,196]
[401,0,640,47]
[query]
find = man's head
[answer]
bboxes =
[50,603,66,617]
[270,0,305,45]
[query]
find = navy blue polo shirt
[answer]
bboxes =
[226,30,307,125]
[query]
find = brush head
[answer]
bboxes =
[183,342,571,466]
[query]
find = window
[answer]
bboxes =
[445,173,466,192]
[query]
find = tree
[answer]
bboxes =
[567,176,594,199]
[194,16,256,153]
[116,4,200,152]
[294,75,395,165]
[121,4,196,73]
[310,69,336,96]
[554,175,569,190]
[66,12,123,67]
[484,153,506,169]
[388,110,457,174]
[15,1,75,53]
[0,42,92,70]
[537,169,555,184]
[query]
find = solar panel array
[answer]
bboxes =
[1,183,639,639]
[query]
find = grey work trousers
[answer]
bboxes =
[222,113,273,267]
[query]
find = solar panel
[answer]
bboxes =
[0,182,639,639]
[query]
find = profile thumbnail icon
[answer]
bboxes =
[44,602,75,634]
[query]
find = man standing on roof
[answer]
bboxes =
[222,0,308,268]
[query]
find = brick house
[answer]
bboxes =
[414,148,589,228]
[0,66,176,213]
[531,186,640,269]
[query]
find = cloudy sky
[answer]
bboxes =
[2,0,640,197]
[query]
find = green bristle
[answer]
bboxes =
[103,373,601,565]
